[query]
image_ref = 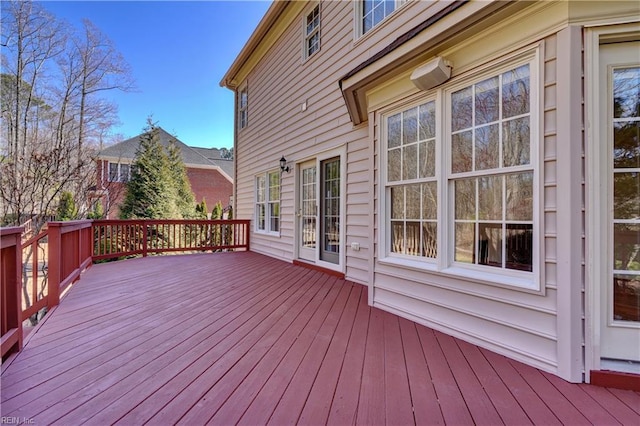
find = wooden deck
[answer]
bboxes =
[1,252,639,425]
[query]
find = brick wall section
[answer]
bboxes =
[94,160,233,218]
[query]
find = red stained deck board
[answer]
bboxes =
[543,372,620,424]
[325,290,370,425]
[356,307,386,425]
[508,358,591,425]
[480,348,562,425]
[212,275,344,424]
[456,340,532,425]
[397,318,445,425]
[295,284,363,426]
[93,268,325,425]
[181,272,342,424]
[266,278,352,425]
[434,331,503,425]
[580,385,640,424]
[2,251,638,425]
[235,277,345,426]
[383,313,415,426]
[417,327,474,425]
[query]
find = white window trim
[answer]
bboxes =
[303,3,321,60]
[255,170,281,236]
[108,161,131,183]
[378,45,544,293]
[354,0,408,39]
[238,83,248,130]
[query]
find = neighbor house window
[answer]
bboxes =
[305,5,320,59]
[361,0,406,35]
[238,84,248,130]
[256,171,280,233]
[108,162,131,183]
[383,53,538,288]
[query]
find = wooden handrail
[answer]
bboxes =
[1,227,24,360]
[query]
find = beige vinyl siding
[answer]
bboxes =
[235,0,457,279]
[369,25,566,373]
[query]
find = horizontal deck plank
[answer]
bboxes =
[1,252,638,425]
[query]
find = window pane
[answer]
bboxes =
[391,221,404,254]
[402,143,417,180]
[388,148,401,182]
[475,124,499,170]
[614,122,640,169]
[613,274,640,322]
[120,164,130,182]
[421,181,437,220]
[257,204,265,230]
[388,113,401,148]
[419,101,436,140]
[502,64,530,118]
[269,173,280,201]
[455,178,475,220]
[506,224,533,271]
[475,77,499,125]
[478,223,502,268]
[503,117,530,167]
[614,224,640,271]
[391,186,403,219]
[422,222,437,258]
[109,163,118,181]
[478,176,502,221]
[452,87,473,131]
[403,107,418,145]
[404,221,420,256]
[419,140,435,178]
[613,67,640,119]
[373,1,384,26]
[451,131,472,173]
[614,172,640,219]
[270,203,280,232]
[406,184,420,220]
[256,176,265,202]
[455,222,475,263]
[506,172,533,221]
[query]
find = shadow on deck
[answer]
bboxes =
[1,252,639,425]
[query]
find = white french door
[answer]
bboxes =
[297,156,342,268]
[599,40,640,364]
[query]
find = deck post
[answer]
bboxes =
[0,227,24,359]
[47,222,62,308]
[142,221,148,257]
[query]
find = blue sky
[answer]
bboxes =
[40,0,272,149]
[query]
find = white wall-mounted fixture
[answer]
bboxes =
[410,56,452,91]
[301,100,307,112]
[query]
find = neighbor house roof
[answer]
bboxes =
[98,127,234,182]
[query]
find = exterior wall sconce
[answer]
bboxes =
[280,156,290,173]
[410,56,452,91]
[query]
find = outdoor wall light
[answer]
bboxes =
[280,156,290,173]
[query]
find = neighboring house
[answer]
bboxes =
[221,1,640,384]
[95,127,233,218]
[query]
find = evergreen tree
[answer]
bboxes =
[211,201,223,220]
[167,139,196,218]
[119,121,179,219]
[195,199,208,219]
[56,191,77,221]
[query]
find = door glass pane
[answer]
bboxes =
[301,167,316,249]
[321,158,340,263]
[612,66,640,324]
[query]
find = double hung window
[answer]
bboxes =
[305,5,320,59]
[256,171,281,233]
[108,162,131,183]
[383,53,538,288]
[360,0,406,35]
[238,85,248,130]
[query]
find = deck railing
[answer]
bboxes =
[92,219,250,261]
[1,227,23,360]
[1,219,250,362]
